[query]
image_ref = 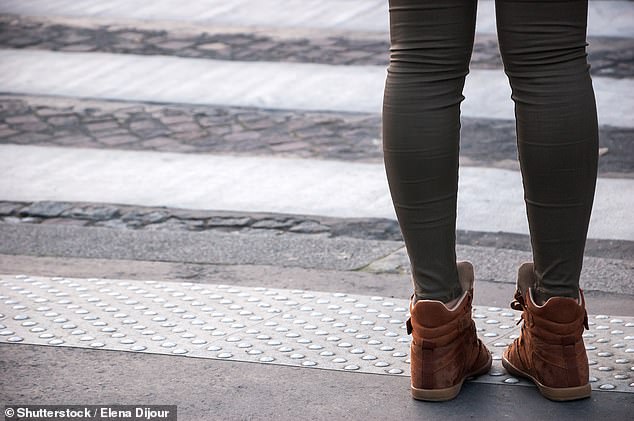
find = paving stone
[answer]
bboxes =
[0,128,18,138]
[64,206,121,221]
[160,40,194,50]
[93,219,131,229]
[16,121,49,132]
[35,108,75,117]
[59,44,96,52]
[140,137,179,148]
[197,42,230,52]
[85,121,120,132]
[252,219,297,229]
[19,201,71,218]
[99,134,138,146]
[4,132,50,143]
[171,131,207,142]
[169,122,201,133]
[40,217,88,227]
[270,141,311,152]
[53,134,95,146]
[207,216,253,227]
[0,202,24,215]
[225,131,261,142]
[5,114,41,124]
[47,115,79,126]
[145,218,191,231]
[141,211,170,224]
[289,221,330,234]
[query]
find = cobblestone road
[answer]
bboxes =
[1,96,630,175]
[2,200,631,260]
[1,15,633,78]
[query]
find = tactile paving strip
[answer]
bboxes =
[1,275,632,392]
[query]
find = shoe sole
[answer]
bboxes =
[410,353,493,402]
[502,355,591,401]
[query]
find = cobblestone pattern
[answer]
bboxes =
[1,96,632,174]
[0,201,403,241]
[2,201,633,260]
[0,96,383,161]
[1,15,633,78]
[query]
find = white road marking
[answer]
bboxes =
[1,145,632,241]
[0,0,631,37]
[0,49,632,128]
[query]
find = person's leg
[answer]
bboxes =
[383,0,491,402]
[496,0,597,400]
[382,0,477,303]
[496,0,599,303]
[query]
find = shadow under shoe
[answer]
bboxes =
[407,261,492,401]
[502,262,591,401]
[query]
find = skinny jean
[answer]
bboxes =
[382,0,599,302]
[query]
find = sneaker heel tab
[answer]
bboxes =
[456,261,475,292]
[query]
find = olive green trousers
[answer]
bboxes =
[382,0,598,302]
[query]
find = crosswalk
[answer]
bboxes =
[1,0,633,399]
[0,3,633,239]
[1,0,632,37]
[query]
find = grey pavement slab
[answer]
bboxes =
[0,223,402,272]
[1,145,633,240]
[1,254,632,316]
[365,245,634,296]
[0,0,631,38]
[0,222,631,296]
[0,50,633,127]
[1,344,632,421]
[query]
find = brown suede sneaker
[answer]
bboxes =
[502,262,591,401]
[406,261,492,401]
